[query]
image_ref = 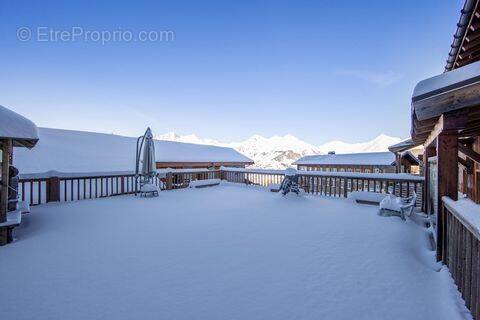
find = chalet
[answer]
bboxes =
[388,138,425,173]
[294,151,420,174]
[410,1,480,313]
[13,127,253,176]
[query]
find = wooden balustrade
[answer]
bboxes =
[222,168,424,207]
[442,198,480,319]
[19,174,142,205]
[16,169,424,208]
[17,170,223,206]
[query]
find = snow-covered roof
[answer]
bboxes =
[412,60,480,104]
[388,138,421,153]
[0,105,39,148]
[13,128,252,175]
[294,152,396,166]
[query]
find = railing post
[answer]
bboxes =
[121,176,125,194]
[343,178,348,198]
[166,172,173,190]
[46,177,60,203]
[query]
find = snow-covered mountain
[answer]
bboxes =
[155,132,402,169]
[317,134,402,154]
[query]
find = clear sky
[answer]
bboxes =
[0,0,462,144]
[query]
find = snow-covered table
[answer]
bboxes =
[348,191,387,205]
[189,179,221,188]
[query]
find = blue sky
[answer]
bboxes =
[0,0,461,144]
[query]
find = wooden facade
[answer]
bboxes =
[155,161,253,170]
[412,2,480,317]
[296,152,420,174]
[297,164,396,173]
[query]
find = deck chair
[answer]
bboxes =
[379,192,417,221]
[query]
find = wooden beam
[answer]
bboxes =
[424,112,468,148]
[0,139,12,246]
[458,45,480,60]
[459,143,480,164]
[436,134,459,261]
[458,156,474,173]
[465,28,480,42]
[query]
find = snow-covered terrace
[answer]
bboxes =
[0,183,469,320]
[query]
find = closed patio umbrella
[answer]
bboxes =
[141,128,156,177]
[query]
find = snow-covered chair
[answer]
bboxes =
[139,183,159,197]
[379,192,417,221]
[279,169,302,196]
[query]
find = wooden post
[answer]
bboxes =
[395,153,401,173]
[166,172,173,190]
[46,177,61,202]
[0,139,12,246]
[423,146,436,213]
[436,133,458,261]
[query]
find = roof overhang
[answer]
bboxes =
[400,151,421,166]
[0,105,39,148]
[388,138,421,153]
[411,61,480,145]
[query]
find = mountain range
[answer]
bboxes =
[156,132,402,169]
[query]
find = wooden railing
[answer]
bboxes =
[17,169,424,208]
[223,169,285,186]
[18,170,221,206]
[222,168,424,206]
[170,170,221,189]
[442,197,480,319]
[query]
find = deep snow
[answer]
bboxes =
[0,184,471,320]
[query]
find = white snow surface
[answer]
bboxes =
[13,128,252,175]
[0,184,470,320]
[0,105,39,146]
[295,151,395,166]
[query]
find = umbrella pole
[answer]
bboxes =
[135,135,145,196]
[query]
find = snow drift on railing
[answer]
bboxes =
[19,168,218,179]
[443,196,480,238]
[221,166,424,181]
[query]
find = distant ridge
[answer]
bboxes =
[156,132,403,169]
